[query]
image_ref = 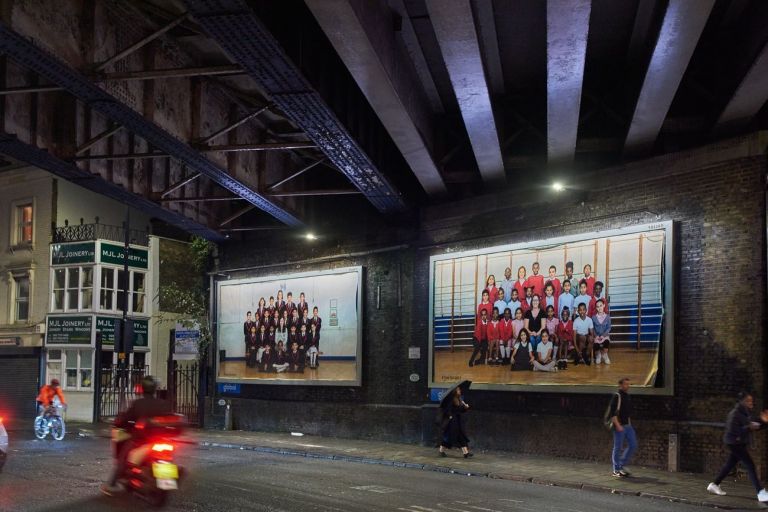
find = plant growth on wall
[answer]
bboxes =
[157,236,214,362]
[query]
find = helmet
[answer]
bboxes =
[141,375,157,396]
[50,379,60,387]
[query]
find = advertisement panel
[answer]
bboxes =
[216,267,362,386]
[429,222,674,394]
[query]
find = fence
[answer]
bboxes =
[168,361,201,426]
[98,364,150,419]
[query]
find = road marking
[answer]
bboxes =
[436,503,473,512]
[351,485,397,494]
[467,506,503,512]
[408,506,443,512]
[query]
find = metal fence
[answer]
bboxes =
[53,223,149,246]
[168,361,201,426]
[98,364,150,419]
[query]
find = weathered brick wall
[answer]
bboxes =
[214,134,767,476]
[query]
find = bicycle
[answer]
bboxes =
[34,405,66,441]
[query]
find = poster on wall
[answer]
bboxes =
[428,221,674,394]
[216,266,363,386]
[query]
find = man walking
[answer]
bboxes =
[707,392,768,502]
[608,377,636,477]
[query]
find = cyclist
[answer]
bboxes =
[36,379,66,416]
[101,375,173,496]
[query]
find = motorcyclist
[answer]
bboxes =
[36,379,66,416]
[101,375,173,496]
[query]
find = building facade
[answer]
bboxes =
[0,165,180,424]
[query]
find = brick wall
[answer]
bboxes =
[214,133,768,476]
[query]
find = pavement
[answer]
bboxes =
[65,422,767,510]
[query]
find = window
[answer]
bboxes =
[14,275,30,322]
[100,268,114,310]
[46,349,62,389]
[55,349,92,391]
[52,269,66,311]
[99,268,147,315]
[66,267,79,310]
[132,272,146,314]
[12,203,33,245]
[81,267,93,310]
[51,266,94,312]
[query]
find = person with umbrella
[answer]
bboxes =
[438,380,473,458]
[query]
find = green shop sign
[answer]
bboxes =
[46,316,92,345]
[50,242,96,266]
[96,316,149,347]
[100,243,149,269]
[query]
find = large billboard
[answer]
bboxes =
[216,266,362,386]
[428,221,674,395]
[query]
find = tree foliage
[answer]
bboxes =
[157,236,214,362]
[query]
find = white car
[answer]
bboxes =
[0,416,7,472]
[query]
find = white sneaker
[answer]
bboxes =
[758,488,768,502]
[707,483,726,496]
[603,354,611,365]
[595,352,602,365]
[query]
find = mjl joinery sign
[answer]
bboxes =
[96,316,149,347]
[51,241,148,269]
[100,243,148,269]
[46,316,92,345]
[50,242,96,265]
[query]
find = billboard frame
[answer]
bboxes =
[427,221,675,396]
[215,265,363,387]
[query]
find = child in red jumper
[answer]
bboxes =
[487,308,502,365]
[469,309,489,367]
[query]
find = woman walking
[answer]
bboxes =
[438,386,473,458]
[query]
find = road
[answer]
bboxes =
[0,432,705,512]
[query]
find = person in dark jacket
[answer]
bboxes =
[608,377,636,477]
[438,386,473,458]
[101,376,173,495]
[707,392,768,501]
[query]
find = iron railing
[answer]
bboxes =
[98,364,150,419]
[169,361,200,426]
[53,223,149,246]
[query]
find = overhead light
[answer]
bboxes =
[552,182,565,192]
[305,232,317,241]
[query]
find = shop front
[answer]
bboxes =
[43,240,152,422]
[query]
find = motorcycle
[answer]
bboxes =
[111,414,186,508]
[0,416,7,472]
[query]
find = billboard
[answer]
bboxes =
[428,221,674,394]
[216,266,362,386]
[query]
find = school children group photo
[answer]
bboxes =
[471,261,612,372]
[242,290,323,373]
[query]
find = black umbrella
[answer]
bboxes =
[439,380,472,409]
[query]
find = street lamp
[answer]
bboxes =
[552,182,565,192]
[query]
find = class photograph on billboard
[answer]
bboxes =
[216,266,363,386]
[428,221,674,394]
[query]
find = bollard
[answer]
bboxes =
[224,402,233,431]
[668,433,679,472]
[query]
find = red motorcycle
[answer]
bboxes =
[112,414,186,507]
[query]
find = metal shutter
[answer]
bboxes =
[0,348,40,431]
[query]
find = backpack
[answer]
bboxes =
[603,392,621,430]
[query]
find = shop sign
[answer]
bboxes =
[174,322,200,360]
[46,316,92,345]
[50,242,96,266]
[99,242,149,269]
[96,316,149,347]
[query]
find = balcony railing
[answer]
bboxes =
[53,223,149,246]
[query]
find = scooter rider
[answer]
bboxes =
[101,375,173,496]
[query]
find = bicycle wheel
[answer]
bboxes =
[50,417,65,441]
[34,416,48,440]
